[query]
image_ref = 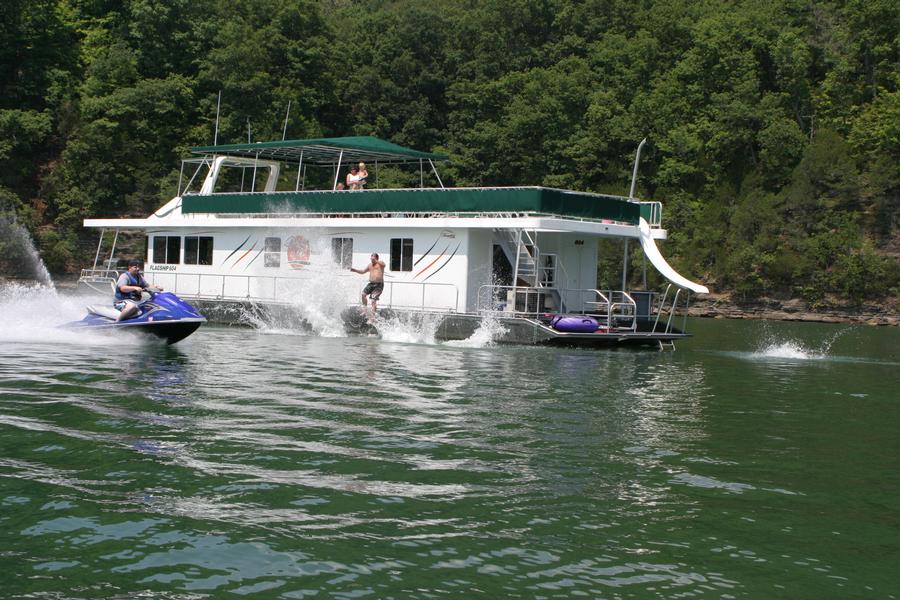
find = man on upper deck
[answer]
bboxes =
[350,253,385,317]
[114,260,161,321]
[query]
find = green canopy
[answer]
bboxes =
[190,136,448,166]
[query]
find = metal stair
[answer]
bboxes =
[495,228,539,287]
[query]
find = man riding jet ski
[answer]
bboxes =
[116,259,161,320]
[65,259,206,344]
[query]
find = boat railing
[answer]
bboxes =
[583,290,638,331]
[593,288,699,334]
[141,271,460,312]
[651,284,693,334]
[476,285,633,328]
[477,285,554,317]
[79,268,120,282]
[640,201,663,227]
[200,209,638,226]
[480,285,677,332]
[379,281,460,312]
[78,268,120,294]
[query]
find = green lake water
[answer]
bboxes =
[1,285,898,598]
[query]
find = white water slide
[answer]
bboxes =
[638,217,709,294]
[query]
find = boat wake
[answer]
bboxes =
[0,283,138,346]
[375,312,443,345]
[372,311,508,349]
[717,323,900,366]
[750,324,852,361]
[444,313,508,348]
[239,269,359,338]
[754,340,825,360]
[242,273,509,349]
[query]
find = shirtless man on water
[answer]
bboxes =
[350,253,386,316]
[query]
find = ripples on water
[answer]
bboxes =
[1,286,898,598]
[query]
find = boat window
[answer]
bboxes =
[331,238,353,268]
[390,238,413,271]
[264,237,281,268]
[152,236,181,264]
[184,236,214,265]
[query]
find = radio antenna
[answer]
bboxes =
[282,100,291,140]
[629,138,647,199]
[213,90,221,145]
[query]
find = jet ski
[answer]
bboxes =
[66,291,206,344]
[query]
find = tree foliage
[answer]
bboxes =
[1,0,897,302]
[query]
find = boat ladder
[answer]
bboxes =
[495,228,540,287]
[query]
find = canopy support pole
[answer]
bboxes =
[642,251,648,289]
[108,229,120,267]
[92,229,105,270]
[333,150,344,190]
[281,100,291,141]
[429,159,445,189]
[420,159,424,188]
[213,91,221,145]
[295,150,304,191]
[622,239,629,291]
[180,160,201,196]
[251,151,259,192]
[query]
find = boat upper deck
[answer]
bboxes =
[80,136,662,230]
[180,186,659,226]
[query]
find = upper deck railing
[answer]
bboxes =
[179,186,663,227]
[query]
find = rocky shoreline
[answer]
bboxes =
[687,293,898,326]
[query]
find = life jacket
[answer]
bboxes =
[114,271,144,301]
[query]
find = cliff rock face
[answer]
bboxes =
[688,293,899,326]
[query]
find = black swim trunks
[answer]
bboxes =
[363,281,384,299]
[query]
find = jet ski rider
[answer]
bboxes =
[115,260,162,321]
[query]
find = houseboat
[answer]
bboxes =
[79,136,708,348]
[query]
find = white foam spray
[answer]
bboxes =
[237,226,361,337]
[234,227,511,348]
[444,312,508,348]
[375,311,444,345]
[755,340,823,360]
[0,283,133,346]
[238,266,359,337]
[0,216,55,289]
[753,323,852,361]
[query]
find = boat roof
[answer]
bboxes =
[190,136,448,165]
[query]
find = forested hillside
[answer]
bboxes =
[1,0,897,306]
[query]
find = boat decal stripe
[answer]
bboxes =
[423,243,460,281]
[244,248,264,270]
[414,244,448,278]
[414,235,441,266]
[223,235,252,263]
[232,241,257,267]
